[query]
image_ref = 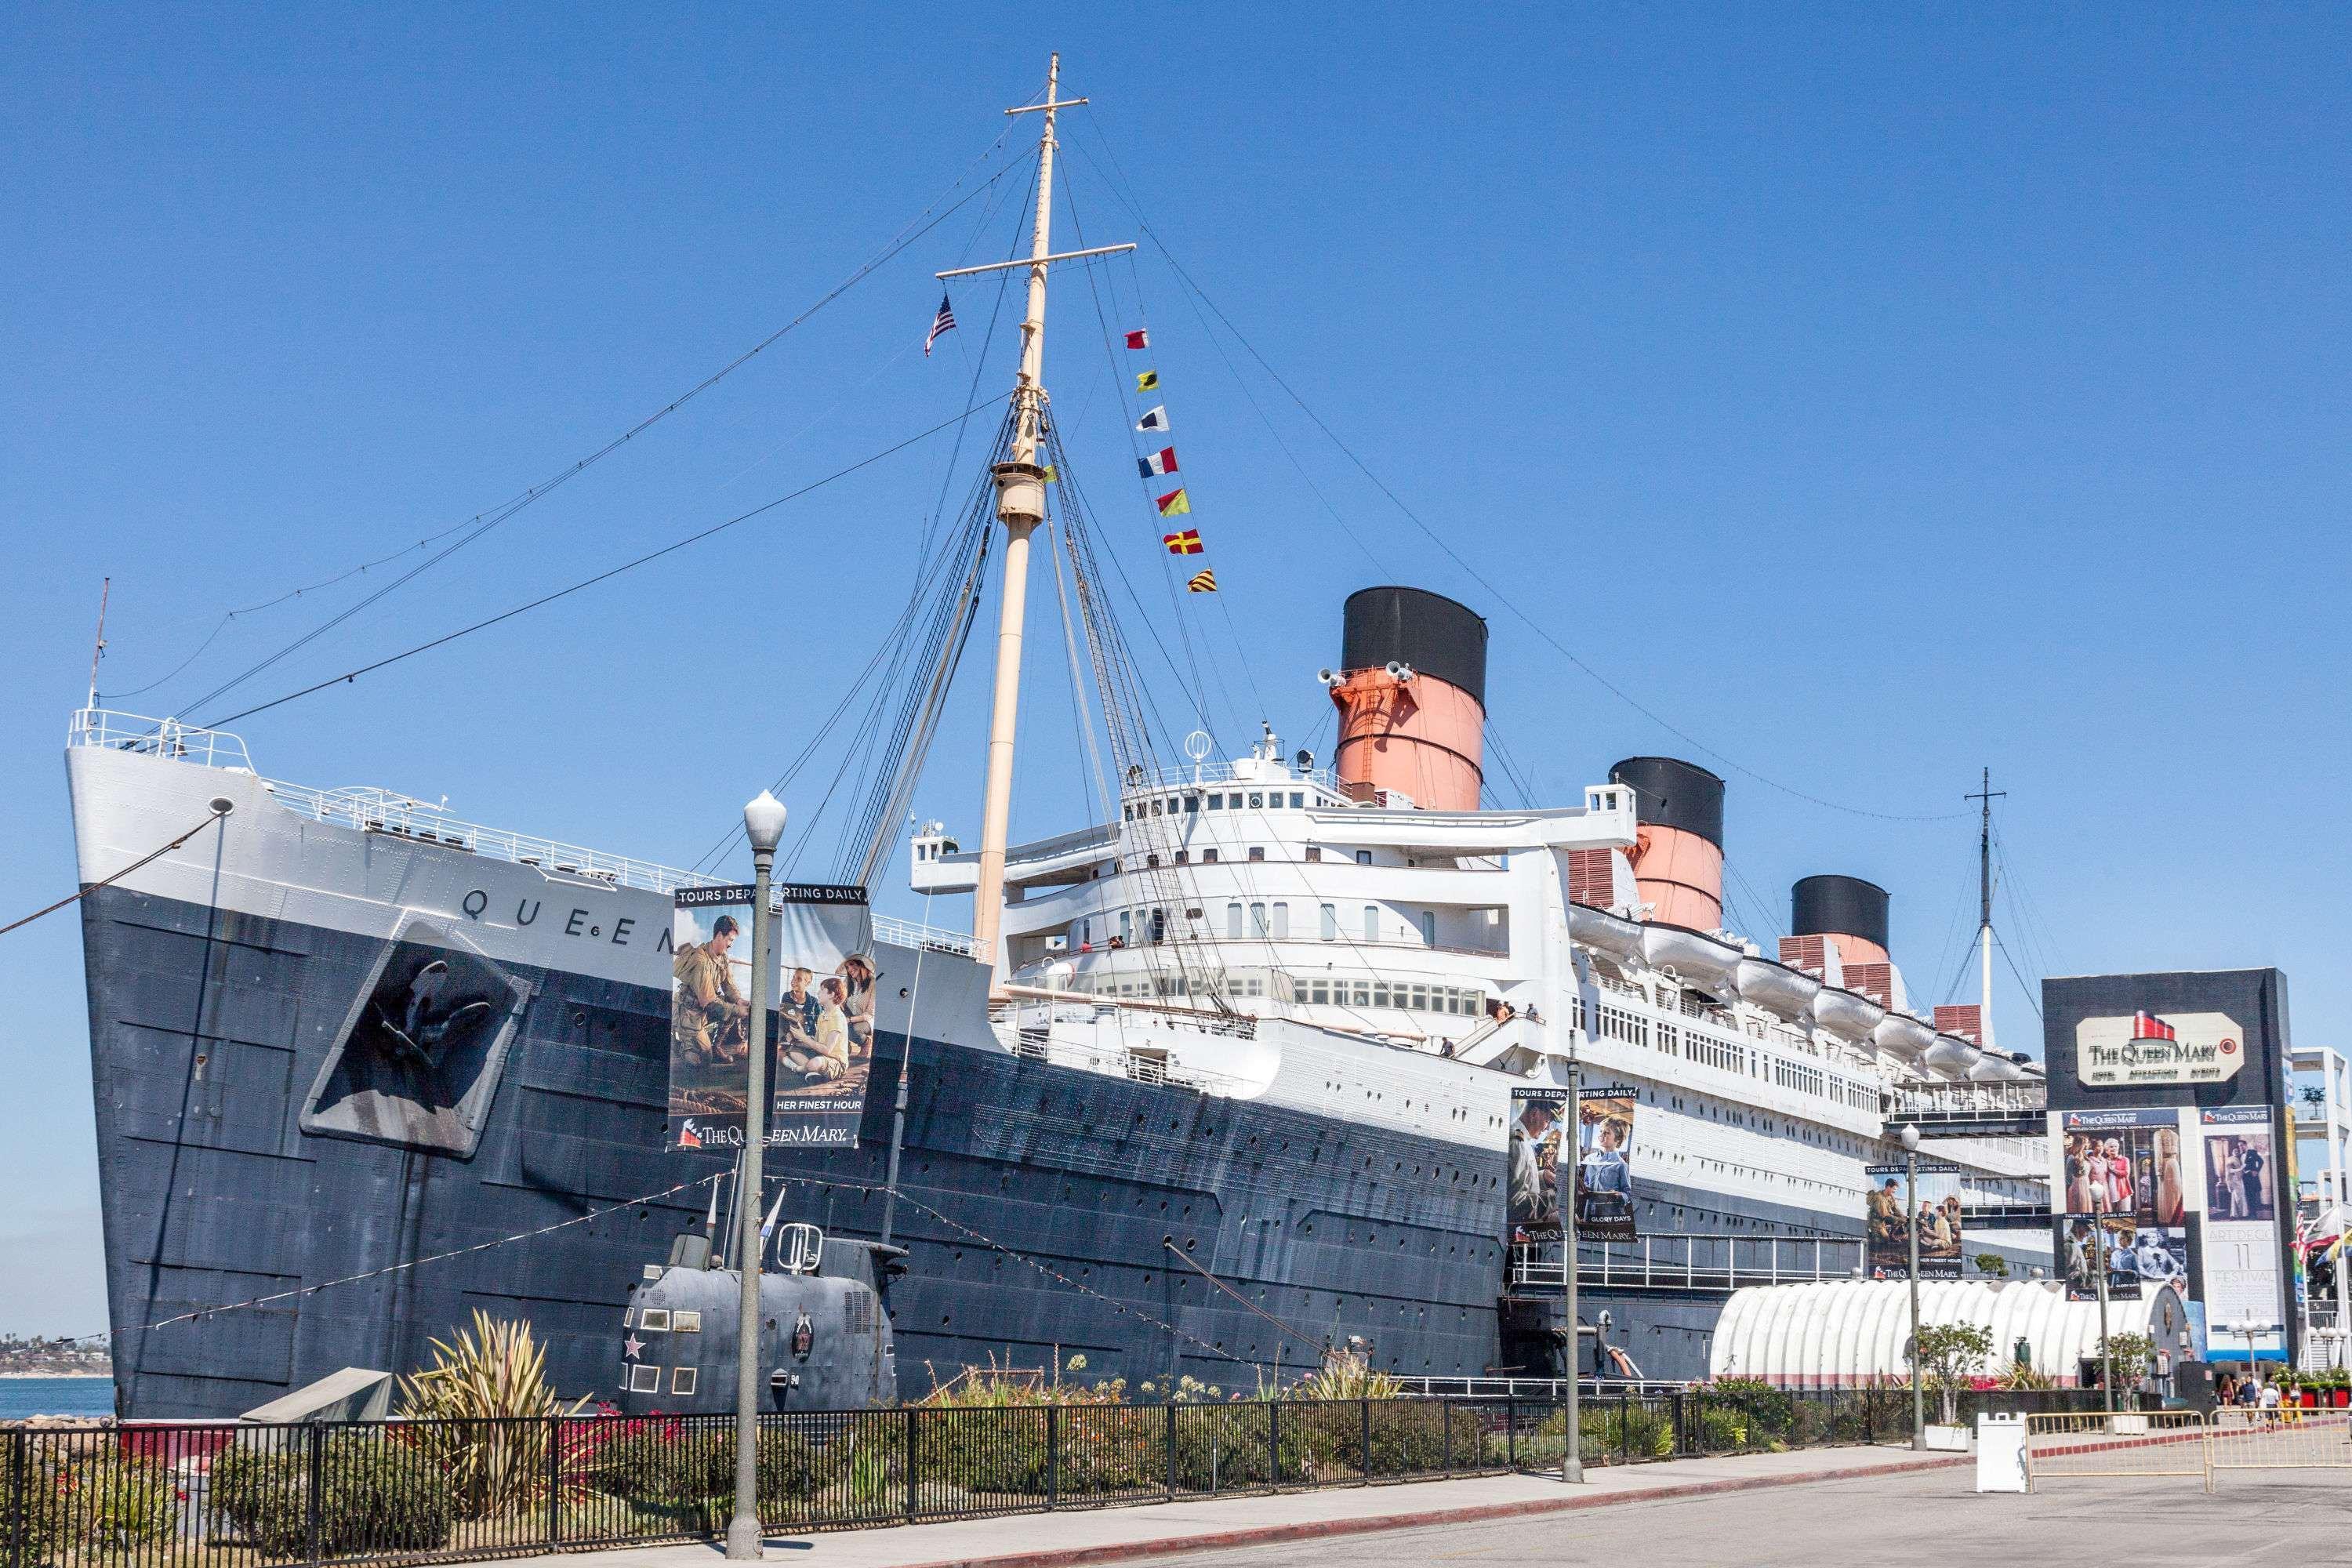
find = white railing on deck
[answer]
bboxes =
[1509,1234,1864,1292]
[71,709,979,953]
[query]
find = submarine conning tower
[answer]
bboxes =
[1328,586,1488,812]
[1608,756,1725,930]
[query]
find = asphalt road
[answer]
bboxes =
[1145,1468,2351,1567]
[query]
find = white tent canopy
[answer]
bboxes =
[1709,1279,2169,1388]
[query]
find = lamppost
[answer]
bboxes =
[1562,1050,1583,1486]
[2092,1219,2113,1415]
[726,790,787,1562]
[1901,1122,1923,1451]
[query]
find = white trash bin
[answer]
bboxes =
[1975,1413,2027,1493]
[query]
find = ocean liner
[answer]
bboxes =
[67,56,2053,1419]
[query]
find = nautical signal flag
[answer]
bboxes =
[1138,446,1178,479]
[1041,463,1058,484]
[1163,529,1203,555]
[924,293,957,357]
[1136,369,1160,393]
[1187,568,1218,593]
[1136,405,1170,433]
[1156,487,1191,518]
[1125,328,1150,350]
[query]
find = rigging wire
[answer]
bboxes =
[1066,124,1965,827]
[0,811,227,941]
[165,140,1035,723]
[205,396,1011,730]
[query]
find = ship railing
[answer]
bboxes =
[873,914,976,956]
[1123,758,1341,794]
[1883,1081,2047,1119]
[1508,1234,1864,1293]
[69,707,254,771]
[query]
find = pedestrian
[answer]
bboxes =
[2259,1379,2282,1422]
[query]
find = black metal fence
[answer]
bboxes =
[4,1388,2113,1567]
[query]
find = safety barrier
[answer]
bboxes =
[2024,1406,2352,1491]
[2209,1406,2352,1471]
[2022,1411,2212,1492]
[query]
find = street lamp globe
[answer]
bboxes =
[1900,1123,1921,1154]
[743,790,789,855]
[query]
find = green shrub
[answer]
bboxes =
[20,1449,176,1565]
[578,1424,845,1529]
[210,1433,455,1559]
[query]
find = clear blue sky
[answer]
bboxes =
[4,7,2347,1337]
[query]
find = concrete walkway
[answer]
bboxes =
[513,1444,1969,1568]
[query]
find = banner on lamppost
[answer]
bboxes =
[1574,1084,1639,1243]
[669,883,874,1150]
[1864,1162,1963,1281]
[1508,1087,1566,1241]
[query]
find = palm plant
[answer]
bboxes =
[398,1311,589,1517]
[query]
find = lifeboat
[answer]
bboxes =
[1967,1051,2031,1083]
[1809,985,1886,1044]
[1566,902,1645,965]
[1735,956,1820,1023]
[1923,1033,1982,1076]
[1638,922,1742,993]
[1871,1011,1935,1060]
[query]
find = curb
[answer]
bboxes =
[895,1454,1972,1568]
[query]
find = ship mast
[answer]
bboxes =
[1968,767,2006,1053]
[940,53,1131,981]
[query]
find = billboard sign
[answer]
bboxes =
[2074,1010,2245,1089]
[2199,1105,2287,1336]
[1508,1087,1566,1241]
[669,883,874,1150]
[1864,1162,1962,1281]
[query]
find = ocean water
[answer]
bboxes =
[0,1377,114,1419]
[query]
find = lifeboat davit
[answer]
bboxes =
[1736,956,1821,1023]
[1810,985,1886,1044]
[1871,1011,1936,1060]
[1638,923,1742,993]
[1924,1033,1982,1076]
[1566,902,1645,965]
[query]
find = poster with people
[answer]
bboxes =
[2063,1215,2155,1301]
[1864,1162,1963,1280]
[1508,1088,1566,1240]
[670,882,874,1150]
[2199,1106,2287,1334]
[1576,1085,1639,1241]
[2058,1109,2186,1226]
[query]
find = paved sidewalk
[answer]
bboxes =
[513,1444,1968,1568]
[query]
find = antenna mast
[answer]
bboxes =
[943,54,1132,982]
[86,577,111,710]
[1966,768,2006,1052]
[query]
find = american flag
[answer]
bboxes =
[924,292,957,357]
[2130,1011,2176,1042]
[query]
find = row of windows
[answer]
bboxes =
[1579,994,1875,1114]
[1080,899,1435,948]
[1299,978,1488,1017]
[1123,789,1311,821]
[622,1307,702,1333]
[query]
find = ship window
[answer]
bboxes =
[670,1367,698,1396]
[628,1364,661,1392]
[1373,982,1392,1008]
[1175,850,1189,865]
[622,1308,633,1327]
[1249,902,1268,937]
[1320,904,1337,941]
[1249,792,1264,809]
[1272,902,1290,938]
[1248,847,1265,862]
[1147,854,1160,868]
[1309,981,1330,1004]
[1306,846,1322,862]
[1356,850,1373,866]
[1151,909,1167,942]
[1152,799,1164,816]
[1290,793,1305,809]
[1420,911,1437,946]
[1363,906,1378,942]
[1226,902,1243,939]
[1120,910,1133,945]
[639,1310,671,1332]
[672,1311,701,1333]
[1186,796,1200,813]
[1123,805,1134,821]
[1411,985,1429,1011]
[1208,794,1223,809]
[1352,981,1371,1007]
[1203,848,1218,863]
[1080,918,1091,946]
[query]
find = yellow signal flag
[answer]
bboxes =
[1041,463,1058,483]
[1136,369,1160,393]
[1156,487,1192,518]
[1187,568,1218,593]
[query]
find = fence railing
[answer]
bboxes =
[2,1391,1948,1568]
